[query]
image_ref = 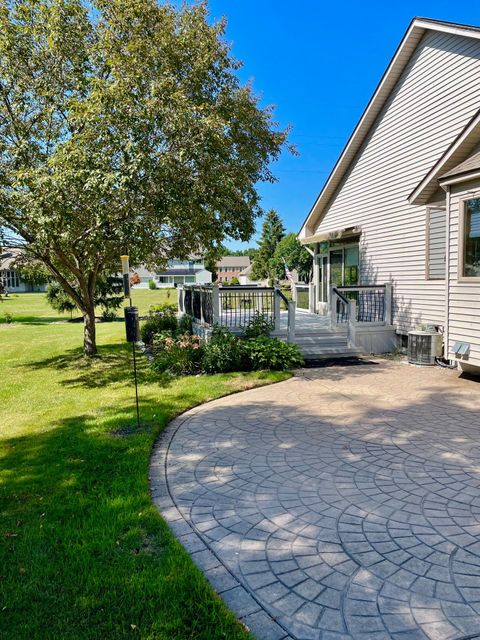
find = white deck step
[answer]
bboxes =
[300,346,363,360]
[275,310,366,360]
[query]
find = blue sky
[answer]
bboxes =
[204,0,480,250]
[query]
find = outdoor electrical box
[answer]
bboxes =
[124,306,139,343]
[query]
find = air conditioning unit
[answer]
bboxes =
[407,330,443,366]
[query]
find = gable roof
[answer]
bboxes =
[299,17,480,238]
[0,247,24,270]
[440,147,480,180]
[216,256,251,268]
[409,110,480,202]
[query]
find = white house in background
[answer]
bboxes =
[0,248,46,293]
[299,17,480,373]
[134,258,212,288]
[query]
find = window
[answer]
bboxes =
[1,269,20,289]
[462,198,480,278]
[426,207,446,280]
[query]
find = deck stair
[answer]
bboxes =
[273,312,363,361]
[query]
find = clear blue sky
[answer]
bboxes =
[203,0,480,250]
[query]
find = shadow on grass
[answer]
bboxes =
[0,395,251,640]
[20,341,175,390]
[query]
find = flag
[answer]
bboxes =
[283,258,294,288]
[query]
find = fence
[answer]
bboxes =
[218,286,275,328]
[178,284,296,341]
[330,284,392,327]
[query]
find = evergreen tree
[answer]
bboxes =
[251,210,285,283]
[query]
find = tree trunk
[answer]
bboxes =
[83,303,97,356]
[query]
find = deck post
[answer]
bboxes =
[385,283,392,325]
[313,243,320,313]
[329,285,336,325]
[292,284,297,303]
[349,299,357,325]
[308,282,315,314]
[212,284,220,325]
[177,285,184,314]
[287,300,296,343]
[274,288,281,331]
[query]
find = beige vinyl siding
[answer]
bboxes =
[447,179,480,367]
[427,208,446,279]
[314,29,480,332]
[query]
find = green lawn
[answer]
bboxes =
[0,303,290,639]
[0,288,176,324]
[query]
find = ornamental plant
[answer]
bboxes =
[243,336,304,371]
[202,327,247,373]
[151,333,203,375]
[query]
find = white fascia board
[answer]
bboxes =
[300,18,480,235]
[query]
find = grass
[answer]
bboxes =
[0,288,175,324]
[0,302,291,639]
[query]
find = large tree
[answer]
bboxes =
[250,209,285,283]
[272,232,313,283]
[0,0,288,355]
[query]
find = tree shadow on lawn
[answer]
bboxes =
[20,341,173,390]
[0,396,250,640]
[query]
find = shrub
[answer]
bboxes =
[243,311,274,339]
[4,311,13,324]
[151,333,203,375]
[230,276,240,285]
[202,327,246,374]
[101,309,118,322]
[141,312,177,344]
[244,336,303,371]
[149,279,157,290]
[177,313,193,335]
[149,302,177,315]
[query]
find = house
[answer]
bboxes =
[238,263,262,286]
[0,248,47,293]
[299,17,480,373]
[216,256,251,283]
[134,258,212,288]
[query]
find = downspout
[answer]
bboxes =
[444,185,451,360]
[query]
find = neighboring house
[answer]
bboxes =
[134,258,212,288]
[298,17,480,373]
[216,256,251,283]
[238,263,262,286]
[0,248,46,293]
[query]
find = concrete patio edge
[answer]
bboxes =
[149,390,295,640]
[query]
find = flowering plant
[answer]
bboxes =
[151,332,203,375]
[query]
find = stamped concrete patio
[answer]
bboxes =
[150,360,480,640]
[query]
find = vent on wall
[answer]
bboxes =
[453,341,470,359]
[407,331,443,366]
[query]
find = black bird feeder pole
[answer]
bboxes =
[121,254,140,428]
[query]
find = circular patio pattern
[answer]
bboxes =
[150,361,480,640]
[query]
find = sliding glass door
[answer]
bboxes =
[328,244,359,303]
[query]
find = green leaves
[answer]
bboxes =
[250,209,285,282]
[0,0,288,354]
[272,233,313,283]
